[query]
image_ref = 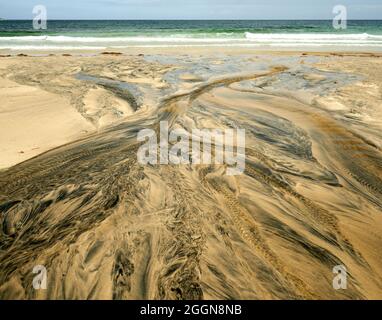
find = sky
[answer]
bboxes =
[1,0,382,20]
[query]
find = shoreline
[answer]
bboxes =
[1,46,382,56]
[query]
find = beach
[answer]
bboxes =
[0,20,382,299]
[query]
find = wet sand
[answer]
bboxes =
[0,50,381,299]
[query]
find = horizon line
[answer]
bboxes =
[2,18,382,21]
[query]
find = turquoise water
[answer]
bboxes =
[1,20,382,49]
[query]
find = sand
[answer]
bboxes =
[0,77,94,168]
[0,49,381,300]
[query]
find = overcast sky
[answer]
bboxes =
[1,0,382,19]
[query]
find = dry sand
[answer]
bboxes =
[0,50,381,300]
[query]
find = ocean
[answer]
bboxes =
[0,20,382,50]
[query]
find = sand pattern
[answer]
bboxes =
[0,53,381,299]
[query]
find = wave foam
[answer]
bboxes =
[1,32,382,49]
